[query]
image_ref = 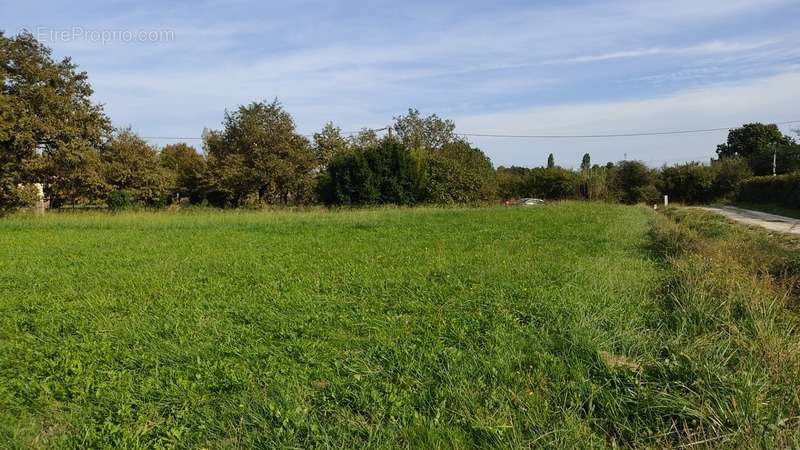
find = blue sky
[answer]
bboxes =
[4,0,800,167]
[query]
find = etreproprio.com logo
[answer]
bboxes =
[22,26,175,44]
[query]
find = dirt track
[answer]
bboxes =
[696,206,800,235]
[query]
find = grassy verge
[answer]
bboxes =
[645,207,800,447]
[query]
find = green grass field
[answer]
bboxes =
[1,204,797,448]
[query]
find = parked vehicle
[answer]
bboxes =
[519,198,545,206]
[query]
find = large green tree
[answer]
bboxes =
[716,123,792,159]
[205,100,315,206]
[716,123,797,175]
[350,128,380,149]
[101,129,170,205]
[0,31,110,212]
[390,110,497,203]
[42,140,109,207]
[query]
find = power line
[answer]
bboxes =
[456,120,800,139]
[141,136,204,140]
[140,127,387,141]
[139,120,800,142]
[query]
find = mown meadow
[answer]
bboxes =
[0,203,798,448]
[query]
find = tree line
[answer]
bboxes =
[2,31,799,213]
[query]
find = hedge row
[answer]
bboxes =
[737,173,800,208]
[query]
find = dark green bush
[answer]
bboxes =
[318,151,378,206]
[107,189,134,211]
[364,139,417,205]
[318,139,416,206]
[737,173,800,208]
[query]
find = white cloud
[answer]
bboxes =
[455,71,800,167]
[16,0,794,164]
[545,40,778,64]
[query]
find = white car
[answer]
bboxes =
[519,198,545,206]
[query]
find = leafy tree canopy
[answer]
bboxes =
[0,31,110,212]
[101,128,170,205]
[160,143,206,202]
[205,99,315,205]
[716,123,798,175]
[350,128,380,149]
[313,122,350,169]
[716,123,793,159]
[392,108,461,151]
[417,141,497,204]
[319,138,416,205]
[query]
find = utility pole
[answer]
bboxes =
[773,146,777,177]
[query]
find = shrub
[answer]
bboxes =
[525,167,578,200]
[658,159,752,205]
[710,157,751,200]
[364,139,417,204]
[318,139,416,206]
[659,162,714,204]
[634,184,662,205]
[737,172,800,208]
[416,142,497,204]
[107,189,134,211]
[318,151,378,206]
[611,161,659,204]
[496,166,530,199]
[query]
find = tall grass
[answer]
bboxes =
[0,204,798,448]
[643,208,800,447]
